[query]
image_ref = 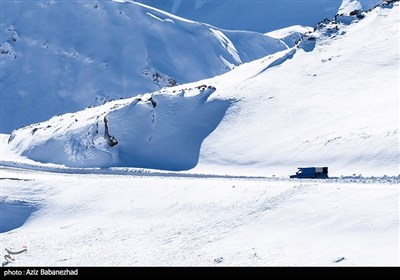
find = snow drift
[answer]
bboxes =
[0,0,287,133]
[6,2,400,176]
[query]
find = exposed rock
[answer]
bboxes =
[103,117,118,147]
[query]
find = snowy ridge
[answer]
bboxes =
[0,0,287,133]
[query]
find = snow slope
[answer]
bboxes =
[0,0,287,133]
[6,86,232,170]
[137,0,382,32]
[5,2,400,176]
[195,2,399,177]
[1,168,398,266]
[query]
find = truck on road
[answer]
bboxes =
[290,167,328,179]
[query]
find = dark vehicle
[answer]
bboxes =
[290,167,328,179]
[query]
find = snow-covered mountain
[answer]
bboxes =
[6,2,399,176]
[137,0,382,32]
[0,0,287,133]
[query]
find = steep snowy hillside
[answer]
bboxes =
[0,0,287,133]
[137,0,382,32]
[196,1,399,176]
[5,2,399,176]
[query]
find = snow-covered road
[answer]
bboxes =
[1,167,398,266]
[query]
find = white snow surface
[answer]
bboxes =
[5,3,399,177]
[0,0,287,133]
[0,167,399,266]
[137,0,382,32]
